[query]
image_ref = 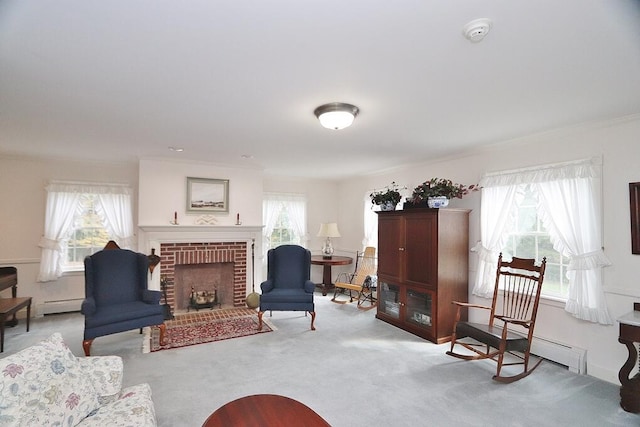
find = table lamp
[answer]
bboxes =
[317,223,341,259]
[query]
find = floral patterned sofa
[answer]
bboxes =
[0,333,156,426]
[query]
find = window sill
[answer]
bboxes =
[539,295,566,309]
[61,268,84,276]
[477,290,567,308]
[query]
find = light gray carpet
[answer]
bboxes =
[3,293,639,427]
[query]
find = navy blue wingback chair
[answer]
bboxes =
[81,245,166,355]
[258,245,316,331]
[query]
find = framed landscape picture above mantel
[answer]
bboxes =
[186,177,229,213]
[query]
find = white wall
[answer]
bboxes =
[335,114,640,384]
[138,158,264,227]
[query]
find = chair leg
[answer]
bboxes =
[309,311,316,331]
[82,339,93,357]
[157,323,167,346]
[258,311,264,331]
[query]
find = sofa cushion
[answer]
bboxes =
[79,383,157,427]
[0,333,101,426]
[76,355,124,405]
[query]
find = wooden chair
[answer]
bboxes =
[446,253,546,383]
[332,247,377,309]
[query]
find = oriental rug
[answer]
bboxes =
[143,307,273,353]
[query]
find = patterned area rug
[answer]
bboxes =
[144,307,273,353]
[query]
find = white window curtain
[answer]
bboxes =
[471,185,518,298]
[535,169,611,324]
[472,158,612,325]
[37,183,83,282]
[38,181,134,282]
[95,185,135,249]
[262,192,307,260]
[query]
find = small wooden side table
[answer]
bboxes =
[618,302,640,412]
[310,255,353,296]
[0,297,32,353]
[202,394,330,427]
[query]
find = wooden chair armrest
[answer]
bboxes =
[495,315,532,328]
[452,301,492,310]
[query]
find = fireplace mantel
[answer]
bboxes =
[139,224,263,241]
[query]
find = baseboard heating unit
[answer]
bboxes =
[38,298,83,316]
[531,336,587,374]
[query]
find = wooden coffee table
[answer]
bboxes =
[202,394,330,427]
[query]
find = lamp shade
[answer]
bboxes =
[314,103,359,130]
[317,223,341,238]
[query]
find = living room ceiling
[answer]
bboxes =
[1,1,639,180]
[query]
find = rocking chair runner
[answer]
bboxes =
[331,247,377,309]
[446,253,547,383]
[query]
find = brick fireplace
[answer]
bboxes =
[160,241,246,310]
[138,225,263,313]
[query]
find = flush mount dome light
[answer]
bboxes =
[314,102,359,130]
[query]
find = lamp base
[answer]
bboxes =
[321,238,334,259]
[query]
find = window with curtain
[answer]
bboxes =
[262,193,307,253]
[502,185,571,299]
[472,157,612,325]
[64,194,111,269]
[38,181,135,282]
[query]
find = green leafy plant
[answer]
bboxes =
[410,178,478,203]
[370,182,405,205]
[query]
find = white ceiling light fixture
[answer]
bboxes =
[463,18,492,43]
[314,102,359,130]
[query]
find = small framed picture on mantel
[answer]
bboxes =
[186,177,229,213]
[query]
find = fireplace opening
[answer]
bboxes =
[174,262,235,311]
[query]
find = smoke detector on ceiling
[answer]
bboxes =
[463,18,492,43]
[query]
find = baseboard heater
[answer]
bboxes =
[38,298,83,315]
[531,335,587,374]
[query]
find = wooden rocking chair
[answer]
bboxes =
[332,247,377,310]
[446,253,546,383]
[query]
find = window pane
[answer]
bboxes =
[514,235,536,258]
[538,235,560,263]
[64,194,110,268]
[541,264,565,298]
[267,202,303,249]
[517,206,537,233]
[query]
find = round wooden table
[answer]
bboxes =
[202,394,330,427]
[310,255,353,296]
